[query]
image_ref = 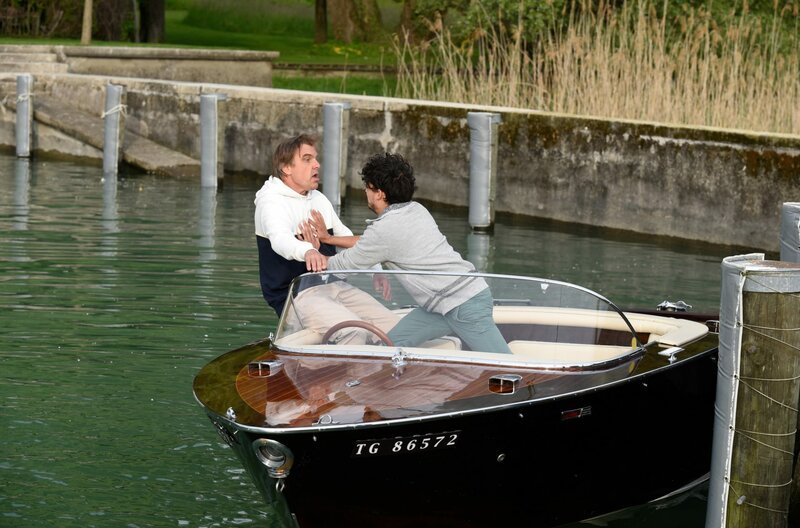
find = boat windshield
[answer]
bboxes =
[274,270,643,367]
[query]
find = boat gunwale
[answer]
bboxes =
[196,341,717,435]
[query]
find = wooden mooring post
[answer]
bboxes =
[707,255,800,528]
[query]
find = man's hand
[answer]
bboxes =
[308,209,330,243]
[298,220,320,250]
[305,249,328,272]
[373,273,392,301]
[302,210,359,249]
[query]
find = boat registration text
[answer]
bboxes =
[352,431,460,457]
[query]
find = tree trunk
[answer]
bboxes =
[328,0,355,43]
[80,0,92,45]
[315,0,327,44]
[132,0,141,43]
[328,0,383,43]
[400,0,415,39]
[139,0,165,43]
[355,0,382,41]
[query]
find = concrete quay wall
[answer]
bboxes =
[58,46,277,87]
[2,73,798,252]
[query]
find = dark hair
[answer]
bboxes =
[360,152,416,204]
[272,134,316,179]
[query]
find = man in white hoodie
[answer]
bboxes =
[254,134,398,344]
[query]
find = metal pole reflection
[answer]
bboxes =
[100,174,119,258]
[198,186,218,269]
[13,158,30,231]
[194,187,219,315]
[467,232,491,272]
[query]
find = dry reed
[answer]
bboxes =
[394,0,800,135]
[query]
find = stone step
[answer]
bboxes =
[2,52,59,63]
[5,94,200,178]
[0,44,55,53]
[0,62,69,74]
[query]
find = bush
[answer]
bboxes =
[0,0,82,37]
[0,0,137,40]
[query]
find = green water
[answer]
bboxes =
[0,152,744,527]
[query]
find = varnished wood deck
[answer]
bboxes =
[236,350,560,427]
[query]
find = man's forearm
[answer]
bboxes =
[322,234,359,248]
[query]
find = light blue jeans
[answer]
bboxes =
[388,288,511,353]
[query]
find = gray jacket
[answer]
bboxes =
[327,201,487,314]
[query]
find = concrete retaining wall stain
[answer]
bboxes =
[0,73,797,251]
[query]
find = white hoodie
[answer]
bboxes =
[254,176,353,262]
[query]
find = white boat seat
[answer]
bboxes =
[507,340,632,364]
[492,306,708,347]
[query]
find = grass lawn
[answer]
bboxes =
[272,73,395,96]
[164,9,397,96]
[164,10,395,66]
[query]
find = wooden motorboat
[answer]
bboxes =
[194,270,718,527]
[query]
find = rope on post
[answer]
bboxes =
[101,104,127,119]
[728,482,791,515]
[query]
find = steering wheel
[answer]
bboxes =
[321,320,395,346]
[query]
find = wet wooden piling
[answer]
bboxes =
[708,256,800,528]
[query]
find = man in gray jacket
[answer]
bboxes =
[309,152,510,354]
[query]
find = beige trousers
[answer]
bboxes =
[290,281,399,345]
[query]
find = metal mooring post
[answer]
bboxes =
[102,83,127,177]
[15,74,33,158]
[322,101,352,212]
[706,254,800,528]
[467,112,501,231]
[780,202,800,263]
[200,93,228,189]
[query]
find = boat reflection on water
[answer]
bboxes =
[194,270,718,527]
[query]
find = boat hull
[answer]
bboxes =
[208,348,717,527]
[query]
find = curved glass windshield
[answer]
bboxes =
[275,270,641,368]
